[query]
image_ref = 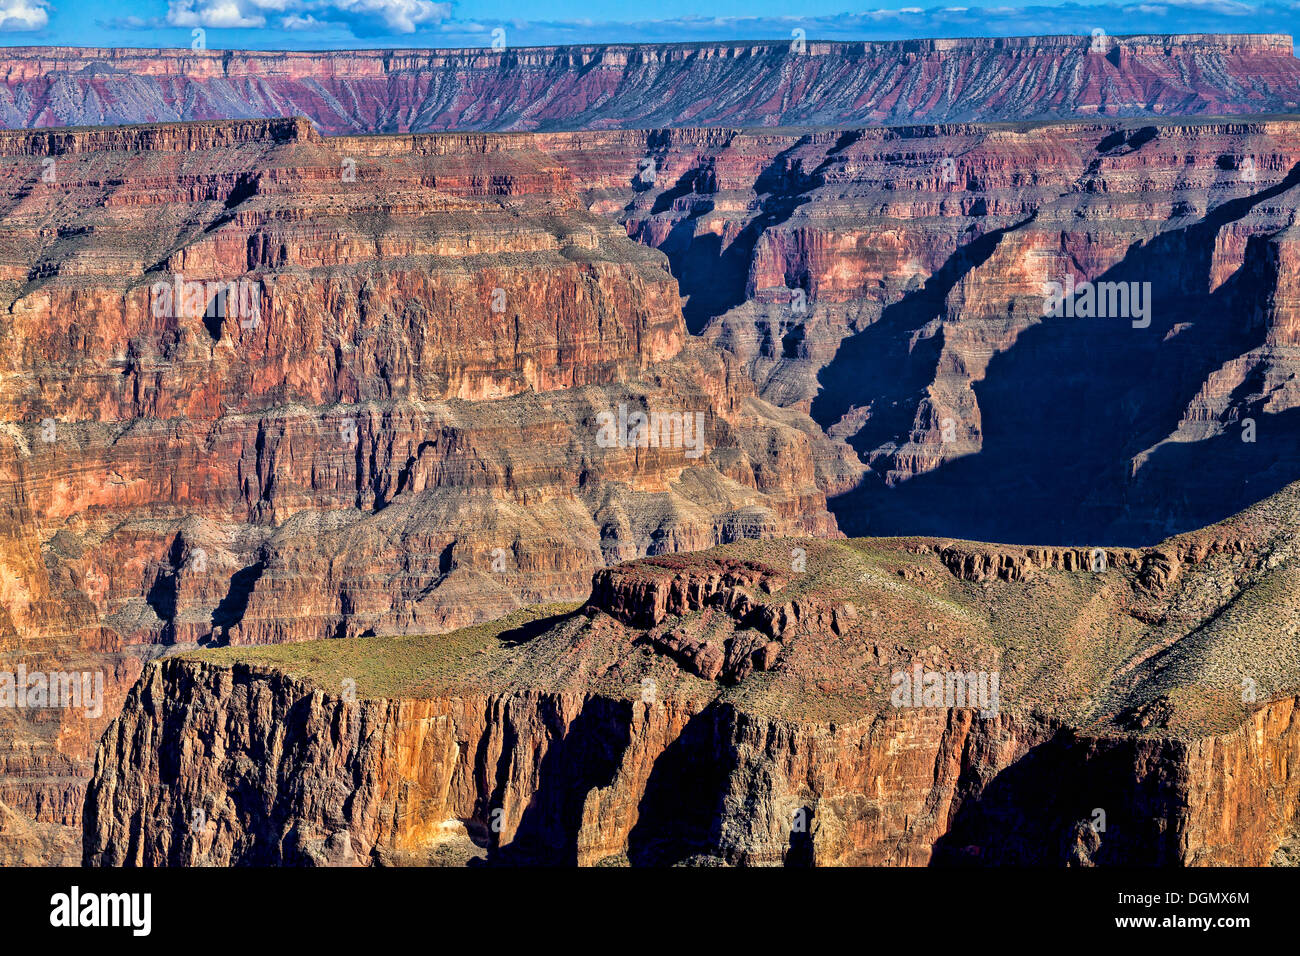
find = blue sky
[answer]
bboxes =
[0,0,1290,50]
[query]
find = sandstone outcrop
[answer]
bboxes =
[84,480,1300,866]
[587,555,785,628]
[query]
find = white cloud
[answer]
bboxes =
[168,1,265,28]
[0,0,49,31]
[1147,0,1256,9]
[165,0,450,34]
[281,13,322,29]
[96,2,1300,47]
[330,0,449,33]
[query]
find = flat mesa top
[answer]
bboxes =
[185,488,1300,741]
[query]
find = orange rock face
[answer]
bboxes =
[84,499,1300,866]
[84,662,1069,867]
[81,669,1300,867]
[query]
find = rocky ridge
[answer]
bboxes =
[84,480,1300,866]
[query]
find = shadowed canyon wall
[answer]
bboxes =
[523,118,1300,543]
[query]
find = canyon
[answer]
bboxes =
[0,117,855,862]
[2,35,1300,134]
[552,117,1300,543]
[4,42,1300,865]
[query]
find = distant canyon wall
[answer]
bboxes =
[321,117,1300,543]
[3,34,1300,133]
[519,118,1300,543]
